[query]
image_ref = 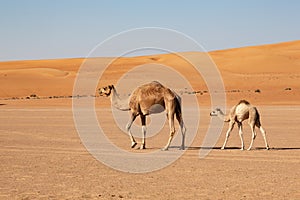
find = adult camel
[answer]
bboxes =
[99,81,186,151]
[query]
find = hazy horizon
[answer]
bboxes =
[1,0,300,61]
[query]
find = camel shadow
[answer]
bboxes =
[187,146,239,150]
[0,104,6,106]
[131,146,300,151]
[187,146,300,151]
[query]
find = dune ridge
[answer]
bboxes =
[0,40,299,105]
[1,68,69,77]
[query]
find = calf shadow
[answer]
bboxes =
[268,147,300,151]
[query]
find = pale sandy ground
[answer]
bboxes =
[0,41,300,199]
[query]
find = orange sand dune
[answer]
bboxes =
[210,40,300,74]
[0,40,299,105]
[209,40,300,104]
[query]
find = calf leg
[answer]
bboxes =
[221,121,235,150]
[247,123,257,150]
[238,122,245,150]
[259,125,269,150]
[256,118,269,150]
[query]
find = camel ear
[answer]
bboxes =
[109,85,114,90]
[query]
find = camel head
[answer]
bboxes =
[98,85,114,97]
[210,108,224,116]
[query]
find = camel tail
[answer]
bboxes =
[174,94,183,121]
[253,107,262,127]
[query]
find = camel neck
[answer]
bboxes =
[222,114,230,122]
[111,87,120,102]
[217,110,229,122]
[109,87,130,111]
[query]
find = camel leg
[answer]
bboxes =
[140,114,146,149]
[247,123,257,151]
[238,122,245,150]
[259,126,269,150]
[126,113,137,148]
[176,112,186,150]
[162,111,175,151]
[255,118,269,150]
[221,121,235,150]
[179,121,186,150]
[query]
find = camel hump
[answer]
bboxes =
[238,99,250,105]
[151,80,162,85]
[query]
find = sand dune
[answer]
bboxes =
[209,41,300,104]
[0,40,299,104]
[210,40,300,74]
[1,68,69,77]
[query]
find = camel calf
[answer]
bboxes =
[210,100,269,150]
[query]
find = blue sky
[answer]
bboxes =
[0,0,300,61]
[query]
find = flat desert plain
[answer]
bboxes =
[0,41,300,199]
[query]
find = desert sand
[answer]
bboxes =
[0,41,299,199]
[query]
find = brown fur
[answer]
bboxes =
[99,81,186,150]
